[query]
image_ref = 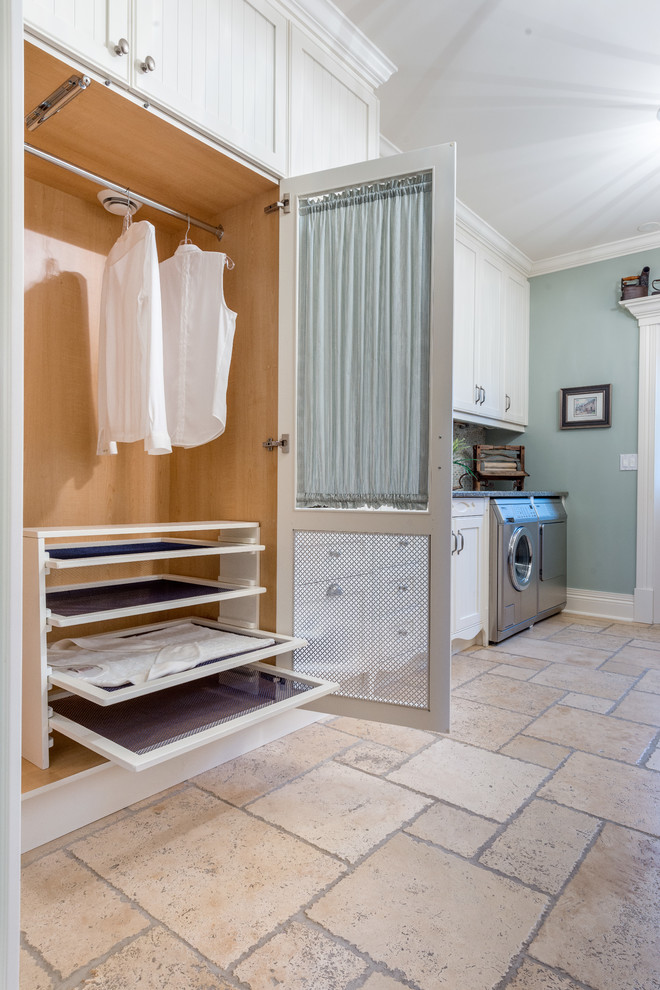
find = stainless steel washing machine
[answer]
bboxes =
[489,496,567,643]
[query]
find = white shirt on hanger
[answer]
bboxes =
[159,243,237,448]
[96,220,171,456]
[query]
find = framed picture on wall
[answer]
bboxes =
[560,384,612,429]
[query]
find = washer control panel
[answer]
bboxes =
[491,498,538,524]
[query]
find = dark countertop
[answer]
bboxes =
[452,490,566,498]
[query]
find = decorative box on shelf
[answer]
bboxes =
[472,445,529,491]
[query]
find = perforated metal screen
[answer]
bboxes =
[293,531,430,709]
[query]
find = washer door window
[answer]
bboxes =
[508,526,534,591]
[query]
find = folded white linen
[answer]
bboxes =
[47,620,275,686]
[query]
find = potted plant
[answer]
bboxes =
[453,436,476,489]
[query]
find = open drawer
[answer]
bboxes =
[47,619,310,705]
[44,537,265,570]
[48,662,339,771]
[46,575,265,626]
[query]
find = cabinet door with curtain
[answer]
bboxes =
[277,145,455,732]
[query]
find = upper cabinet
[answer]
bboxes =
[23,0,390,177]
[24,0,288,173]
[453,224,530,431]
[288,25,379,175]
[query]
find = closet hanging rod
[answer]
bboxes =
[24,143,224,241]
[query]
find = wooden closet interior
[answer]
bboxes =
[23,41,283,791]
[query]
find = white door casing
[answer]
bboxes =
[277,145,456,732]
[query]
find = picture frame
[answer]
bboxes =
[560,384,612,430]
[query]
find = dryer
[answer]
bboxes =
[488,496,567,643]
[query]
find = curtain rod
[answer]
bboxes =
[24,143,224,241]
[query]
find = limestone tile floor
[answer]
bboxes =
[21,614,660,990]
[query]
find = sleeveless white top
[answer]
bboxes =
[159,244,237,448]
[96,221,171,456]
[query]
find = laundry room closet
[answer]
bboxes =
[22,40,291,807]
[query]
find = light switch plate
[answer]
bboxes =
[620,454,638,471]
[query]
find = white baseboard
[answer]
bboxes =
[564,587,635,622]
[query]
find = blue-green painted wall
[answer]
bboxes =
[521,250,660,595]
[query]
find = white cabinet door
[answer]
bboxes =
[503,269,530,428]
[475,253,505,421]
[277,145,455,733]
[289,25,379,175]
[132,0,288,172]
[451,502,486,642]
[24,0,131,81]
[453,234,479,415]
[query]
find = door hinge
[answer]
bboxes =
[264,196,290,215]
[262,434,289,452]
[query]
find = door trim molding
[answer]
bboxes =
[620,295,660,623]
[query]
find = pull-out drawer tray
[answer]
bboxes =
[49,662,339,772]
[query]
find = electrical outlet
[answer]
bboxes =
[620,454,638,471]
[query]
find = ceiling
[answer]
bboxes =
[331,0,660,266]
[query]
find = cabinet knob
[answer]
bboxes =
[326,582,343,598]
[114,38,129,56]
[140,55,156,73]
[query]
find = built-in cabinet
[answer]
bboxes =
[451,498,487,647]
[453,227,530,430]
[23,522,335,772]
[23,0,387,177]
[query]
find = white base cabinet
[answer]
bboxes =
[23,521,337,772]
[451,499,488,647]
[453,228,530,430]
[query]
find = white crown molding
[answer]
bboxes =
[279,0,397,89]
[530,230,660,277]
[456,200,533,276]
[379,134,400,158]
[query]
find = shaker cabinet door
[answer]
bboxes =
[24,0,131,82]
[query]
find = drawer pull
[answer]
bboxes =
[328,550,342,558]
[326,582,343,598]
[397,584,409,593]
[397,629,409,636]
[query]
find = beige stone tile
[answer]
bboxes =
[334,740,409,775]
[559,692,613,713]
[498,637,615,668]
[523,704,656,763]
[20,951,53,990]
[249,761,430,863]
[234,922,367,989]
[530,662,634,700]
[514,615,576,637]
[453,674,564,715]
[506,959,586,989]
[611,690,660,726]
[71,788,344,969]
[532,824,660,990]
[360,975,409,990]
[308,832,548,990]
[468,648,547,671]
[78,927,232,989]
[442,697,534,751]
[488,663,536,680]
[538,751,660,834]
[192,722,353,805]
[388,739,548,822]
[479,799,599,894]
[451,655,497,687]
[405,801,499,857]
[327,717,433,754]
[645,742,660,772]
[614,644,660,671]
[603,620,660,638]
[637,668,660,694]
[602,658,652,676]
[629,636,660,652]
[21,851,148,979]
[499,736,571,769]
[549,629,632,651]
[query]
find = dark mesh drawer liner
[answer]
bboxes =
[47,579,232,617]
[51,669,314,755]
[48,541,206,560]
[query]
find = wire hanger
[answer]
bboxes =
[225,254,235,270]
[179,215,192,245]
[122,188,133,234]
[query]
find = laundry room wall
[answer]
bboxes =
[520,249,660,596]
